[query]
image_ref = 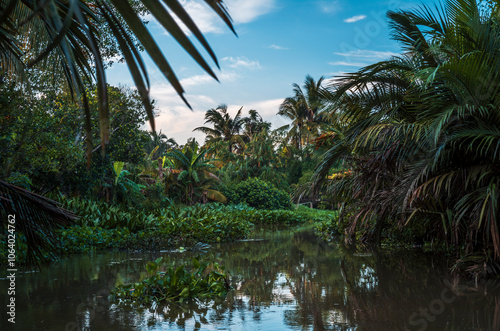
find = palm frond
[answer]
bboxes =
[0,180,77,265]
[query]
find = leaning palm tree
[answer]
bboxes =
[0,180,78,265]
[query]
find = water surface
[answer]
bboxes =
[2,227,499,330]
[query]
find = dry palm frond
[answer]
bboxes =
[0,180,77,266]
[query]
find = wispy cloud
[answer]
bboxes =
[329,61,368,67]
[222,56,261,70]
[170,0,276,35]
[226,0,276,24]
[334,50,400,60]
[344,15,366,23]
[229,98,287,129]
[318,0,340,14]
[268,44,289,50]
[176,0,223,34]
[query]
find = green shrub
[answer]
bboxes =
[222,178,292,210]
[5,172,32,190]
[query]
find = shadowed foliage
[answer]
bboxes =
[0,0,235,160]
[312,0,500,270]
[0,180,77,265]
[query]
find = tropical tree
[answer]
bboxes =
[278,75,326,153]
[1,0,235,159]
[313,0,500,271]
[193,104,246,154]
[147,131,177,160]
[0,0,234,265]
[242,109,271,141]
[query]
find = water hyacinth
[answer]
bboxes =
[109,258,231,305]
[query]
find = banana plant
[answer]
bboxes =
[112,161,145,206]
[166,146,226,205]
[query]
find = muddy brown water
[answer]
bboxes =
[1,227,499,330]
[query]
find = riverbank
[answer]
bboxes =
[0,201,336,265]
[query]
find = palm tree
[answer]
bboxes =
[313,0,500,268]
[193,104,246,153]
[242,109,271,141]
[0,180,77,265]
[147,130,177,160]
[278,75,326,153]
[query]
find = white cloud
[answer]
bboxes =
[318,1,340,14]
[268,44,289,50]
[226,0,276,24]
[222,56,261,70]
[329,61,368,67]
[170,0,276,35]
[148,70,238,142]
[229,98,287,130]
[177,0,223,34]
[344,15,367,23]
[179,74,214,87]
[150,88,217,143]
[152,96,286,144]
[334,50,400,60]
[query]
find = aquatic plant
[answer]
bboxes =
[110,258,231,305]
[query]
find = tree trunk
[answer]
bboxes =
[158,158,163,180]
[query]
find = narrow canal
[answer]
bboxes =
[2,227,499,330]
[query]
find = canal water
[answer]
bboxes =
[1,227,499,330]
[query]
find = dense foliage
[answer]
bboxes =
[308,0,500,276]
[222,178,292,210]
[3,0,499,280]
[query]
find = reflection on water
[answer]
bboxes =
[1,226,500,330]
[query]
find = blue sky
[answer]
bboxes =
[107,0,428,144]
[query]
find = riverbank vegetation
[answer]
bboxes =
[1,0,500,280]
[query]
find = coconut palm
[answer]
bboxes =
[193,104,246,153]
[278,75,326,153]
[147,131,177,159]
[242,109,271,140]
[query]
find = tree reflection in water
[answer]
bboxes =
[4,227,500,330]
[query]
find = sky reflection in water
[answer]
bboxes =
[2,227,499,330]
